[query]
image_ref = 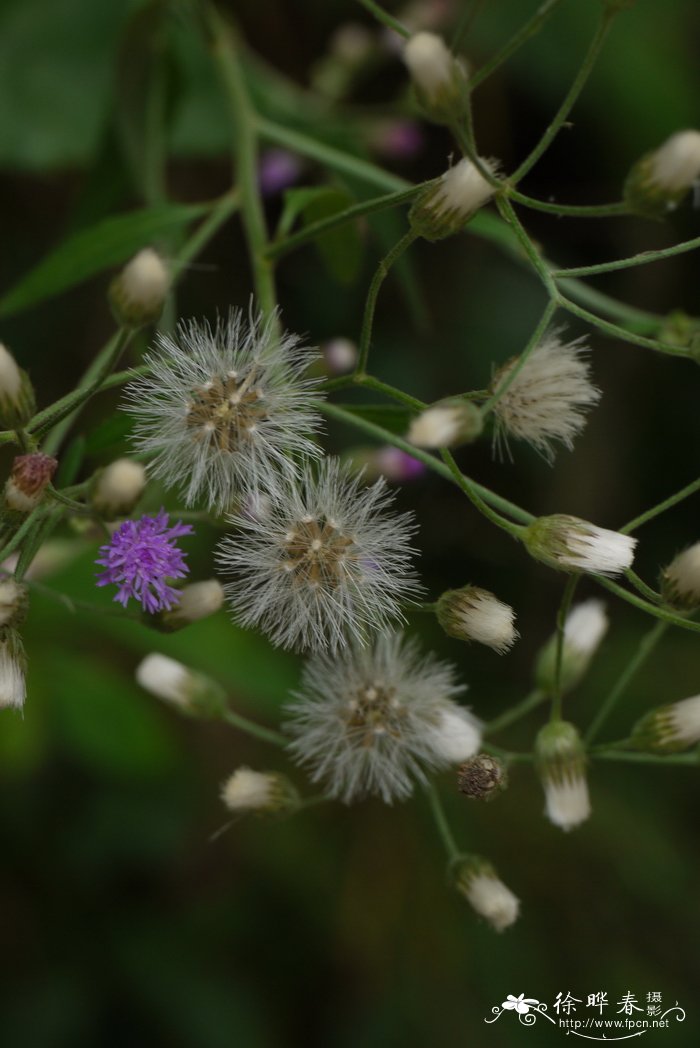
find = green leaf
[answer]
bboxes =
[0,203,209,318]
[303,188,364,285]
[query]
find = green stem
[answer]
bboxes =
[14,507,63,582]
[585,621,667,745]
[222,708,287,748]
[426,783,460,863]
[552,234,700,278]
[356,229,417,375]
[484,689,546,735]
[480,297,558,417]
[496,196,558,295]
[589,747,699,766]
[469,0,564,90]
[511,9,615,183]
[440,448,525,538]
[551,575,579,722]
[556,278,662,334]
[557,295,693,359]
[356,373,426,411]
[0,508,46,564]
[355,0,409,37]
[621,477,700,534]
[595,577,700,635]
[207,7,277,322]
[170,191,240,281]
[508,191,628,219]
[624,568,662,605]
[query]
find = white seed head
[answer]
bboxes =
[285,632,475,804]
[123,308,324,511]
[542,774,591,832]
[661,542,700,609]
[0,343,22,401]
[437,585,518,654]
[407,400,482,449]
[217,457,421,653]
[525,514,636,577]
[403,32,453,99]
[0,629,27,711]
[164,579,224,628]
[92,458,147,518]
[536,721,590,832]
[456,859,519,932]
[411,157,496,239]
[491,333,601,462]
[649,130,700,193]
[110,248,170,327]
[631,694,700,753]
[220,767,296,813]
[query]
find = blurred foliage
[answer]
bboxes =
[1,0,700,1045]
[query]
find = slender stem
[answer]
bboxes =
[0,508,46,564]
[556,278,662,334]
[315,399,535,524]
[595,577,700,635]
[590,748,699,766]
[550,575,579,722]
[222,708,287,748]
[170,191,240,281]
[207,6,277,322]
[355,0,410,37]
[558,295,694,359]
[585,621,667,745]
[624,568,662,605]
[480,298,558,416]
[469,0,564,90]
[426,783,460,863]
[356,229,417,375]
[511,9,615,183]
[484,689,546,735]
[621,477,700,534]
[496,196,558,295]
[508,191,629,219]
[552,234,700,278]
[440,448,525,538]
[14,507,63,582]
[356,373,426,411]
[266,185,423,261]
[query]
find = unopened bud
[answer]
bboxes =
[91,458,147,519]
[407,399,483,449]
[523,514,636,578]
[457,754,508,800]
[403,32,468,124]
[428,706,482,763]
[454,856,519,931]
[109,248,170,328]
[322,338,358,375]
[535,720,590,831]
[630,694,700,754]
[660,542,700,610]
[437,585,518,653]
[5,453,58,513]
[135,653,226,717]
[158,579,225,631]
[624,130,700,218]
[0,627,27,711]
[535,599,609,693]
[0,343,35,429]
[221,767,300,815]
[0,579,28,629]
[410,157,497,240]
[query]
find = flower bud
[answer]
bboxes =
[407,399,483,449]
[624,130,700,218]
[0,343,35,430]
[91,458,147,519]
[158,579,224,631]
[135,653,226,717]
[109,248,170,328]
[457,754,508,800]
[454,856,519,931]
[535,720,590,831]
[523,514,636,578]
[0,579,28,629]
[629,694,700,754]
[428,706,482,763]
[436,585,518,654]
[403,32,468,124]
[535,599,609,694]
[410,157,497,240]
[322,338,358,375]
[221,767,300,815]
[4,453,58,513]
[660,542,700,610]
[0,628,27,711]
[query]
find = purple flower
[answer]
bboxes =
[258,149,303,197]
[96,510,193,613]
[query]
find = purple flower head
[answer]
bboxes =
[258,149,303,197]
[95,509,193,614]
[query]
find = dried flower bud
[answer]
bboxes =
[135,653,226,717]
[457,754,508,800]
[0,579,28,629]
[629,694,700,754]
[322,338,358,375]
[0,343,35,430]
[437,585,518,653]
[407,399,483,449]
[410,157,497,240]
[158,579,225,631]
[109,248,170,328]
[624,130,700,218]
[221,767,299,814]
[403,32,468,124]
[535,599,609,694]
[523,514,636,578]
[454,856,519,931]
[0,627,27,711]
[535,720,590,831]
[660,542,700,610]
[5,453,58,513]
[91,458,147,519]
